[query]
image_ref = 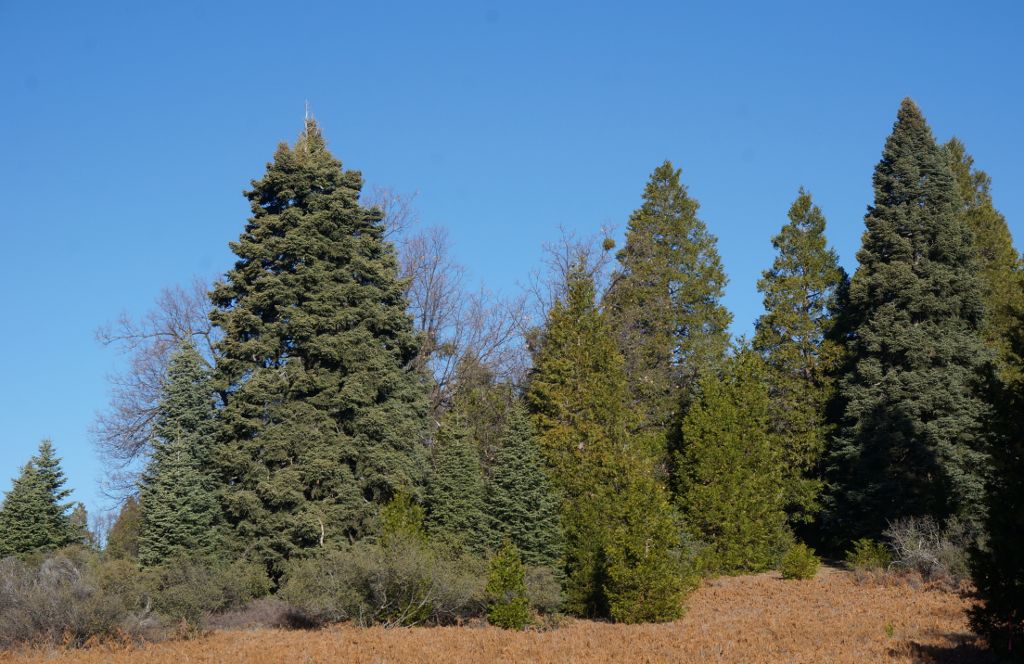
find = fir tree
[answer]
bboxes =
[944,137,1024,382]
[486,399,563,568]
[426,414,489,554]
[486,541,532,630]
[679,348,790,574]
[105,496,142,559]
[0,441,77,556]
[211,120,428,574]
[69,503,94,549]
[138,341,221,567]
[826,99,994,540]
[527,268,689,619]
[753,189,846,522]
[605,160,732,457]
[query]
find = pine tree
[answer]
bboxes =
[211,120,428,574]
[486,541,532,630]
[69,503,95,549]
[826,99,994,541]
[944,137,1024,382]
[679,348,790,574]
[753,189,846,523]
[138,341,221,567]
[605,161,732,456]
[970,314,1024,660]
[486,399,563,568]
[527,268,689,620]
[105,496,142,559]
[0,441,76,556]
[426,414,489,553]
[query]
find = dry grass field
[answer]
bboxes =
[1,567,994,664]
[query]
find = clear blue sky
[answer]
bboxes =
[2,1,1022,519]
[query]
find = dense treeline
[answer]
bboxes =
[1,99,1021,654]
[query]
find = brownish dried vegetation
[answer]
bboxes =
[1,568,993,664]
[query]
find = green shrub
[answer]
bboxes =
[486,542,532,630]
[780,543,820,580]
[144,555,271,625]
[280,536,486,627]
[845,538,892,571]
[524,565,562,614]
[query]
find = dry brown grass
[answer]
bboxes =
[1,567,994,663]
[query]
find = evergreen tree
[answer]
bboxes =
[138,341,221,567]
[605,161,732,456]
[944,137,1024,382]
[486,399,563,568]
[753,189,846,522]
[210,120,428,574]
[527,268,688,620]
[69,502,95,549]
[486,541,532,630]
[426,414,489,553]
[105,496,142,560]
[826,99,993,540]
[0,441,76,556]
[679,348,790,574]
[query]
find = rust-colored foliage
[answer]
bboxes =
[2,568,992,663]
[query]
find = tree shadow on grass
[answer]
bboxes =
[890,633,1000,663]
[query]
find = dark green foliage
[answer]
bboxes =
[144,554,271,625]
[827,99,994,541]
[486,400,563,568]
[527,268,690,620]
[605,161,732,456]
[379,492,427,548]
[970,315,1024,659]
[210,120,428,575]
[754,190,846,522]
[679,348,791,575]
[944,138,1024,382]
[426,414,489,554]
[138,341,221,567]
[0,441,77,556]
[105,496,141,560]
[69,503,95,549]
[486,541,532,629]
[780,543,820,580]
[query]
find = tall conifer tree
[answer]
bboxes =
[211,120,428,574]
[826,99,993,540]
[605,161,731,457]
[753,190,846,522]
[426,414,489,554]
[138,341,221,566]
[486,399,563,568]
[0,441,76,556]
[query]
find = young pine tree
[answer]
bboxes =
[753,189,846,523]
[944,137,1024,382]
[605,161,732,456]
[826,99,994,541]
[105,496,142,560]
[486,399,563,568]
[138,341,221,567]
[528,268,688,620]
[679,348,790,574]
[0,441,77,556]
[486,541,532,630]
[211,120,428,574]
[426,414,489,554]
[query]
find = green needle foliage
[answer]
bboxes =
[679,348,790,574]
[528,267,689,621]
[426,413,489,554]
[486,541,532,630]
[826,99,994,541]
[105,496,142,560]
[486,399,563,568]
[944,137,1024,383]
[0,441,77,556]
[753,189,846,523]
[210,120,428,575]
[138,341,221,567]
[606,161,732,458]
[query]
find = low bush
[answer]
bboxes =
[280,535,486,627]
[780,543,820,580]
[882,516,972,586]
[486,542,531,630]
[844,538,892,571]
[524,565,562,614]
[143,554,271,625]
